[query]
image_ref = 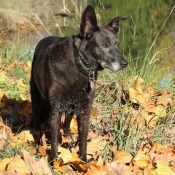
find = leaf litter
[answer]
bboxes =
[0,71,175,174]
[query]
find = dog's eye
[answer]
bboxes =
[101,43,108,48]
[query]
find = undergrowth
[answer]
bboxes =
[0,0,175,164]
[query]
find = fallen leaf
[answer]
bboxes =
[85,163,107,175]
[134,76,144,94]
[151,160,175,175]
[156,94,173,106]
[53,158,65,173]
[21,148,52,175]
[136,93,150,107]
[129,87,138,103]
[38,146,46,156]
[69,153,88,172]
[11,131,34,147]
[70,117,78,134]
[0,158,13,171]
[87,137,106,155]
[133,149,153,169]
[154,105,166,117]
[107,162,132,175]
[7,155,30,174]
[57,147,72,163]
[0,170,21,175]
[113,150,133,164]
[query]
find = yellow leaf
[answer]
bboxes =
[154,105,166,117]
[133,150,153,169]
[134,76,144,94]
[0,158,13,171]
[151,160,175,175]
[53,159,65,173]
[87,137,106,155]
[7,155,30,174]
[55,147,88,173]
[57,147,72,163]
[144,113,157,128]
[129,87,138,103]
[11,131,34,147]
[70,117,78,134]
[136,93,150,108]
[69,153,88,172]
[113,150,133,164]
[21,148,52,175]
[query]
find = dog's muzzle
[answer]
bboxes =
[120,58,128,68]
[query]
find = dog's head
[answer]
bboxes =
[80,5,128,71]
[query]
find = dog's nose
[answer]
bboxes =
[121,59,128,68]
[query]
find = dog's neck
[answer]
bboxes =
[73,35,96,89]
[73,36,96,74]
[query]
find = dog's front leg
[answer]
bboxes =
[77,110,90,162]
[50,107,61,161]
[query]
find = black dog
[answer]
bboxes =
[30,4,128,162]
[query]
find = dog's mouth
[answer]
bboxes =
[100,61,128,71]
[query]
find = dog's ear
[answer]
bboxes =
[104,16,127,36]
[80,4,100,38]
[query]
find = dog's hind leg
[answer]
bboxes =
[77,110,90,161]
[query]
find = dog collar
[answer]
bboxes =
[74,52,95,89]
[73,36,95,88]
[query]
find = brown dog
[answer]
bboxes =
[30,4,128,162]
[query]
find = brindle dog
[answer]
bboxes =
[30,4,128,161]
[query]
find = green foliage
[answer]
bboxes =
[91,0,174,58]
[0,143,31,160]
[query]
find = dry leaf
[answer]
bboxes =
[70,117,78,134]
[0,170,21,175]
[151,160,175,175]
[129,87,138,103]
[154,105,166,117]
[0,158,13,171]
[85,163,107,175]
[53,158,65,173]
[57,147,72,163]
[134,76,144,94]
[107,162,132,175]
[113,150,133,164]
[69,153,88,172]
[156,94,173,106]
[133,149,153,169]
[7,155,30,175]
[38,146,46,156]
[87,137,106,155]
[11,131,34,147]
[21,148,52,175]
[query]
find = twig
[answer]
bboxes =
[28,20,43,39]
[35,14,51,36]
